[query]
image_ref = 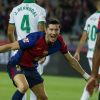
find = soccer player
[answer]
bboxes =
[74,0,100,99]
[7,0,47,100]
[85,0,100,99]
[1,18,89,100]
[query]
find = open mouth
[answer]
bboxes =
[50,35,57,42]
[51,35,56,39]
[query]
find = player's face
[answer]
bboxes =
[45,24,60,43]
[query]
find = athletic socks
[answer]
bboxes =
[12,90,24,100]
[22,93,27,100]
[30,91,37,100]
[80,87,90,100]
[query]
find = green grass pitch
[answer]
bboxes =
[0,72,97,100]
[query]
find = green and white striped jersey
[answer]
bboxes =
[9,3,46,40]
[84,11,100,58]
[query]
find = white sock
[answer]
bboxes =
[30,90,37,100]
[80,87,90,100]
[22,93,27,100]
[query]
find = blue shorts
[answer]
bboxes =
[7,61,44,88]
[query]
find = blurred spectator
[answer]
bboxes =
[0,0,97,40]
[55,0,82,34]
[0,0,98,65]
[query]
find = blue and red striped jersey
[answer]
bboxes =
[11,31,68,68]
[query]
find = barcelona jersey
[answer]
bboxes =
[10,32,68,68]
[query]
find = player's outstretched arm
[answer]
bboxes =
[0,41,20,53]
[74,31,88,61]
[64,51,90,80]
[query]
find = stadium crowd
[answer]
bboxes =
[0,0,96,44]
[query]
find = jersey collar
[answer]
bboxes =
[23,0,36,3]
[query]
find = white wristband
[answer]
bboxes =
[83,72,90,80]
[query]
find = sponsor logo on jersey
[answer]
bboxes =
[16,65,21,71]
[23,38,29,43]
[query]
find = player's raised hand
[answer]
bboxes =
[74,52,80,61]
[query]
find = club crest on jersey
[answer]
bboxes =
[23,38,29,43]
[16,65,21,71]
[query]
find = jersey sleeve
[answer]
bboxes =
[38,8,46,23]
[9,9,15,24]
[58,36,68,54]
[83,19,89,33]
[18,33,38,49]
[97,17,100,33]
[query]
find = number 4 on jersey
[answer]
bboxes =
[21,15,30,33]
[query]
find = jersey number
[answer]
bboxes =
[87,24,97,41]
[21,15,30,33]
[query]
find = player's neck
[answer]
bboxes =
[23,0,35,3]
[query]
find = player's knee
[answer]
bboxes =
[18,83,29,93]
[37,94,48,100]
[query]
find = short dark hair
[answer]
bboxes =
[46,18,60,28]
